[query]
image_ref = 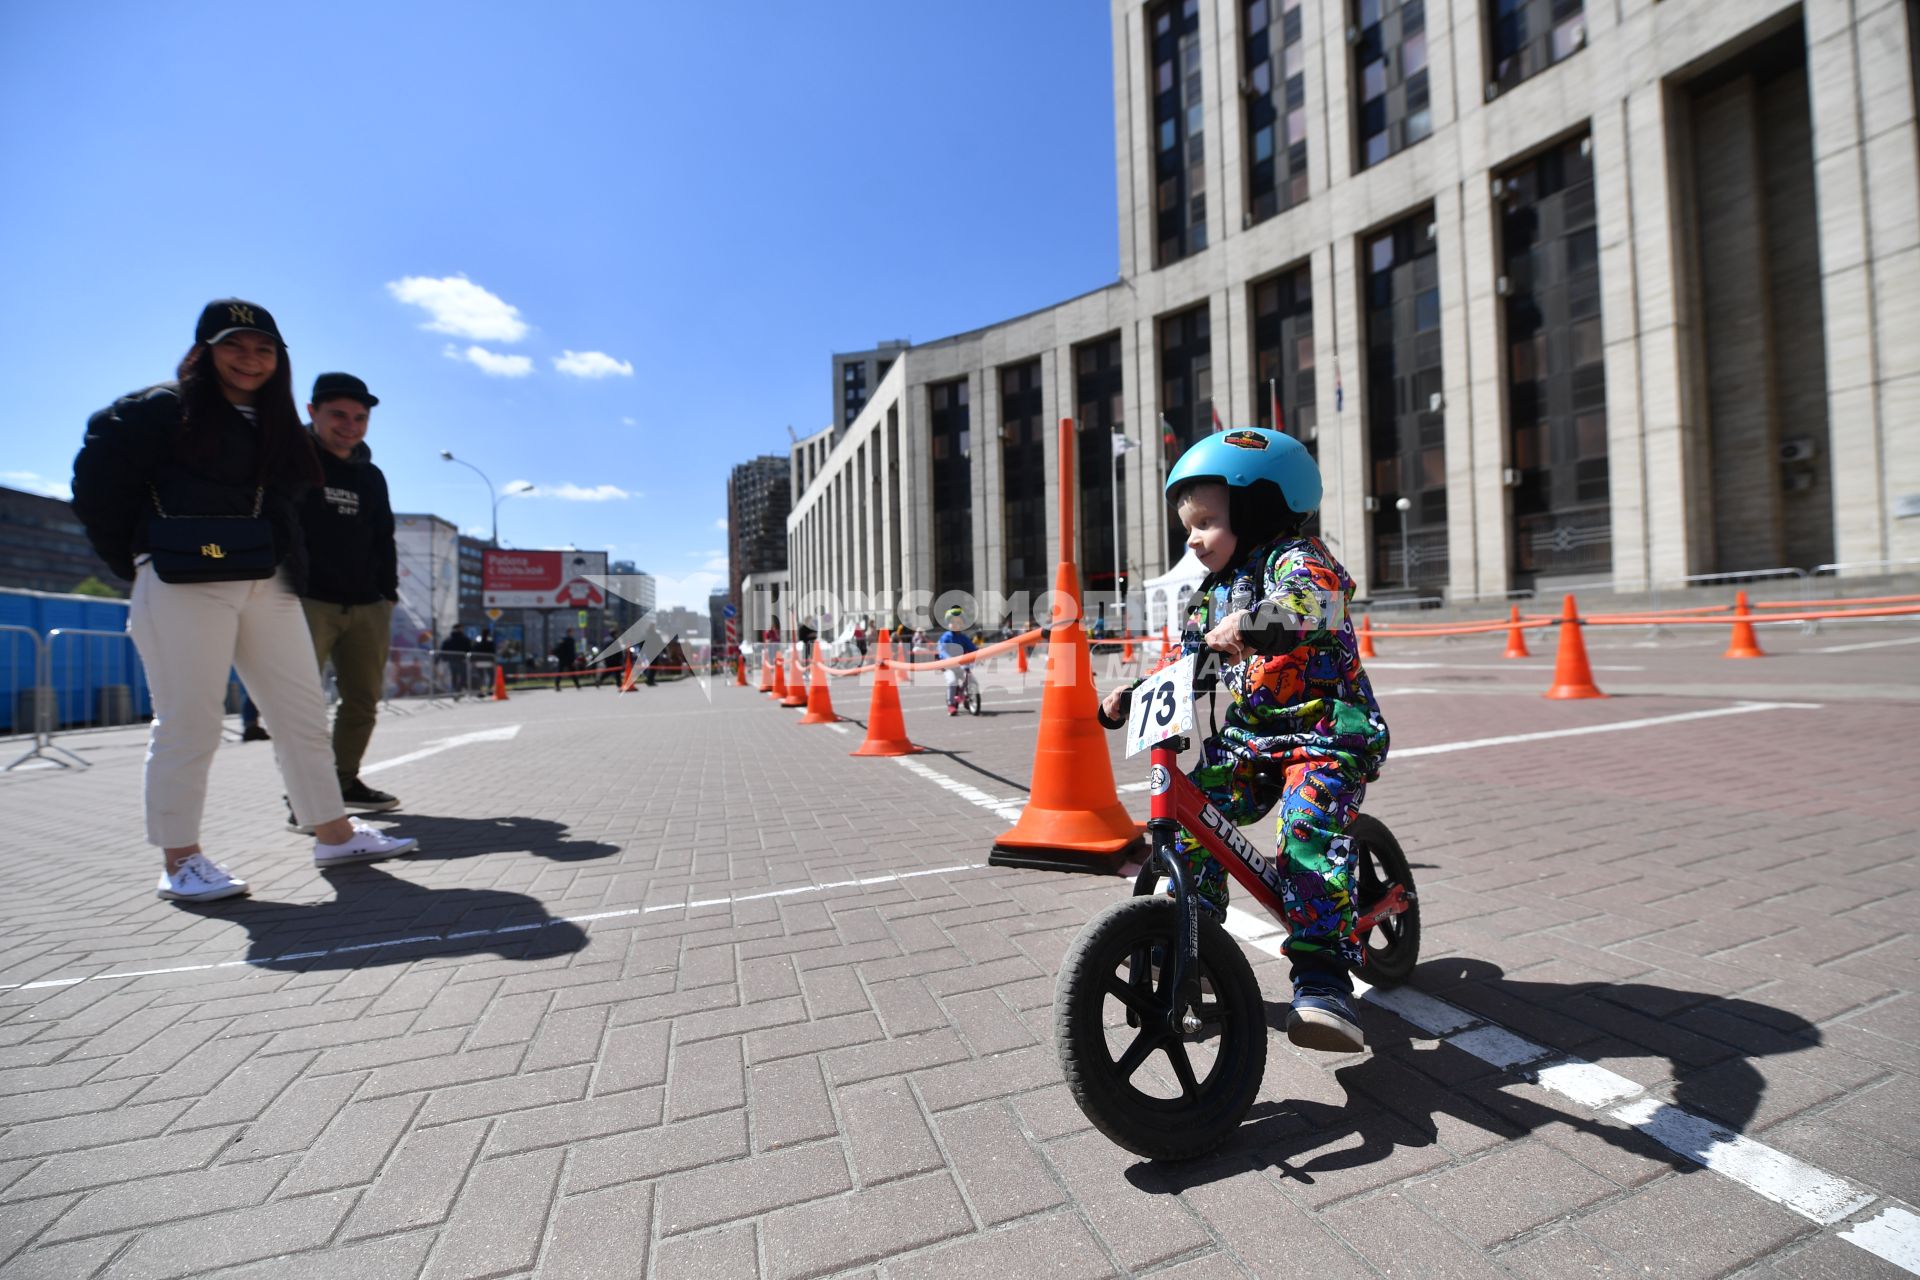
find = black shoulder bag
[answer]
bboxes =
[144,482,276,584]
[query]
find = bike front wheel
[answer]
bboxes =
[1055,896,1267,1161]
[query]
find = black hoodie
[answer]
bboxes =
[301,435,398,606]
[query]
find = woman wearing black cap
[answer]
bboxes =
[71,299,417,902]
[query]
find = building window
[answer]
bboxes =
[1244,0,1309,223]
[844,363,868,426]
[1364,211,1447,592]
[1075,333,1126,600]
[1000,361,1047,599]
[1501,133,1609,582]
[1158,303,1213,562]
[1487,0,1586,99]
[1354,0,1431,171]
[1249,264,1318,534]
[929,378,973,600]
[1150,0,1207,267]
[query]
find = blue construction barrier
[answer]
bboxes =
[0,588,152,733]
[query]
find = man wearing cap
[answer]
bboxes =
[292,372,403,822]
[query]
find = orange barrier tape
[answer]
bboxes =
[1755,593,1920,610]
[1587,604,1920,626]
[886,627,1048,675]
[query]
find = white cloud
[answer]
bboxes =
[553,350,634,379]
[444,344,533,377]
[713,517,728,532]
[702,556,728,573]
[2,470,71,500]
[505,479,633,502]
[622,416,638,427]
[388,275,529,342]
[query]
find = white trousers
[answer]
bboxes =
[128,564,346,847]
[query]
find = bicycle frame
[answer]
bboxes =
[1132,734,1415,1021]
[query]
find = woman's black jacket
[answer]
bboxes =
[69,383,311,593]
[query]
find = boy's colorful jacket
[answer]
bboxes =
[1165,535,1389,780]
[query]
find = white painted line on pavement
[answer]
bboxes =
[1213,906,1889,1248]
[1392,701,1820,759]
[360,724,523,776]
[1611,1098,1878,1225]
[1840,1205,1920,1273]
[1808,635,1920,654]
[893,757,1026,822]
[1366,661,1645,672]
[0,861,990,994]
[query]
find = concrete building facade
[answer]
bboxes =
[787,0,1920,628]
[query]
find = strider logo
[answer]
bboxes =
[200,543,226,559]
[1196,801,1285,896]
[226,304,256,326]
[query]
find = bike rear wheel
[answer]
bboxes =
[1351,814,1420,986]
[1055,896,1266,1161]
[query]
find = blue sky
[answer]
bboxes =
[0,2,1118,607]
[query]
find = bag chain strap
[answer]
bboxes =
[149,483,265,520]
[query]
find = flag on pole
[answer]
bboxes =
[1111,431,1138,458]
[1270,377,1285,436]
[1334,358,1344,413]
[1210,401,1223,433]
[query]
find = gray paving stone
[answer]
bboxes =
[421,1148,565,1280]
[935,1103,1066,1226]
[651,1222,758,1280]
[488,1086,663,1156]
[665,1033,744,1121]
[1041,1133,1213,1272]
[842,1080,943,1186]
[1322,1188,1509,1279]
[533,1182,652,1279]
[278,1092,421,1196]
[824,1029,971,1088]
[1572,1170,1816,1279]
[39,1154,296,1244]
[745,1010,884,1065]
[749,1056,837,1152]
[107,1188,358,1280]
[567,1109,749,1194]
[883,1212,1118,1280]
[523,1003,609,1073]
[341,1118,487,1238]
[657,1141,851,1235]
[359,1043,524,1101]
[415,1064,592,1128]
[191,1230,439,1280]
[758,1172,973,1280]
[2,1126,238,1202]
[1406,1140,1619,1248]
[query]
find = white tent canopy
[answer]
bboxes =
[1142,549,1207,634]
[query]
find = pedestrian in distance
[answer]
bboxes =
[552,630,580,691]
[70,300,416,903]
[294,371,407,822]
[1096,426,1388,1053]
[443,624,472,694]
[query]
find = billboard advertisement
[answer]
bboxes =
[484,549,609,608]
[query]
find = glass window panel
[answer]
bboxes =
[1287,107,1306,143]
[1160,119,1177,151]
[1297,334,1315,369]
[1158,60,1173,93]
[1363,60,1387,100]
[1576,412,1607,457]
[1252,61,1271,94]
[1365,132,1389,166]
[1403,30,1428,75]
[1253,126,1274,162]
[1248,0,1267,31]
[1283,42,1302,78]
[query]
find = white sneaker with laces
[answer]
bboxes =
[156,854,250,902]
[313,818,418,868]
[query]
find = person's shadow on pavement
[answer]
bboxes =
[177,863,588,971]
[379,813,619,863]
[1126,957,1819,1186]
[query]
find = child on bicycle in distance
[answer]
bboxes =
[1097,427,1389,1052]
[936,605,977,715]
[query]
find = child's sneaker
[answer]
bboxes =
[314,819,418,868]
[1287,968,1364,1053]
[156,854,249,902]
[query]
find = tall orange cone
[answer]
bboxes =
[799,641,841,724]
[758,651,773,693]
[619,650,635,692]
[1015,639,1028,674]
[492,663,509,701]
[781,644,810,707]
[735,651,747,686]
[1503,605,1531,659]
[1121,633,1134,665]
[1160,625,1172,661]
[1544,594,1605,699]
[1724,590,1766,659]
[770,652,789,700]
[1358,614,1378,659]
[852,632,919,756]
[992,418,1145,875]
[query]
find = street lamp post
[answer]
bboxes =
[440,451,531,546]
[1112,430,1139,633]
[1395,496,1413,591]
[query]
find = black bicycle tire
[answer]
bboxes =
[1055,896,1266,1161]
[1350,813,1421,986]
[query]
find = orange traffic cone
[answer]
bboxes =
[852,632,919,756]
[1724,590,1766,659]
[799,641,840,724]
[1160,625,1172,661]
[1358,615,1378,659]
[619,650,635,692]
[770,653,789,700]
[492,663,509,701]
[734,652,747,686]
[1503,605,1531,659]
[1015,640,1028,675]
[1544,594,1605,699]
[781,644,810,707]
[758,651,773,693]
[1121,633,1134,665]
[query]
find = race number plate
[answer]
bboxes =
[1125,653,1197,758]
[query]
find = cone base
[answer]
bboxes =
[781,695,809,708]
[851,740,921,757]
[1544,684,1606,699]
[799,711,841,725]
[989,831,1144,875]
[1724,644,1765,659]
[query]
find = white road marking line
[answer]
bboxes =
[1392,701,1819,758]
[1808,635,1920,654]
[1365,661,1646,671]
[1611,1098,1877,1225]
[892,757,1026,822]
[826,723,850,734]
[0,862,989,994]
[360,724,522,776]
[1840,1205,1920,1273]
[1214,906,1887,1240]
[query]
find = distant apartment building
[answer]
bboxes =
[832,342,910,431]
[727,454,790,620]
[0,485,127,596]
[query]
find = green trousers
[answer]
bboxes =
[302,598,393,782]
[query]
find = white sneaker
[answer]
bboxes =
[156,854,250,902]
[313,818,418,868]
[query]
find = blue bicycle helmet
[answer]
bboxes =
[1165,427,1320,511]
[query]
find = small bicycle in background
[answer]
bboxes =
[1054,654,1419,1161]
[949,665,983,716]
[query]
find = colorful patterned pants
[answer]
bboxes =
[1170,742,1366,970]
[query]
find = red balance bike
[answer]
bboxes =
[1054,655,1420,1161]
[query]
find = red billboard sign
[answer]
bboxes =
[483,550,611,608]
